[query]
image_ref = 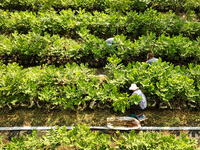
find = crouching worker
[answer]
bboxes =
[146,53,158,65]
[129,83,147,118]
[105,37,118,50]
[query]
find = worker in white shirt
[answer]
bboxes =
[129,83,147,117]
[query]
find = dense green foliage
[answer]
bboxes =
[0,60,142,112]
[0,0,199,14]
[0,7,199,67]
[0,9,199,39]
[0,56,199,111]
[0,1,199,111]
[107,55,200,109]
[0,32,199,67]
[0,0,200,148]
[0,125,198,149]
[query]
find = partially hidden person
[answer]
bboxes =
[105,37,114,46]
[146,53,158,65]
[129,83,147,118]
[105,37,118,50]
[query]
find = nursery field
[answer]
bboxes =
[0,0,200,149]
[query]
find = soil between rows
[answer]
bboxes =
[0,107,199,127]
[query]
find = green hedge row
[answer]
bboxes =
[0,58,199,112]
[106,55,200,109]
[0,0,199,14]
[0,32,199,67]
[0,61,142,112]
[0,8,199,39]
[1,125,198,149]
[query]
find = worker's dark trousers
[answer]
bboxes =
[130,105,142,114]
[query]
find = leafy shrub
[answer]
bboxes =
[0,9,199,39]
[0,57,200,111]
[0,125,198,149]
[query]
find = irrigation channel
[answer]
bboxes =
[0,126,200,145]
